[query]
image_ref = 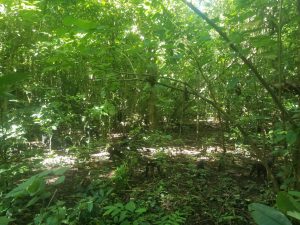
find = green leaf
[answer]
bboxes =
[53,176,65,185]
[27,178,44,195]
[115,203,124,209]
[248,203,292,225]
[53,167,69,176]
[63,16,97,31]
[0,72,29,87]
[286,130,298,145]
[263,52,277,60]
[277,192,300,213]
[37,170,53,177]
[5,188,25,199]
[111,208,121,217]
[0,216,14,225]
[135,207,147,214]
[119,210,127,222]
[0,72,29,96]
[5,175,37,198]
[125,201,136,212]
[273,133,286,144]
[103,206,116,216]
[26,195,40,207]
[46,216,60,225]
[288,191,300,198]
[251,36,276,48]
[287,211,300,221]
[227,77,239,90]
[5,169,61,198]
[40,191,51,199]
[87,201,94,212]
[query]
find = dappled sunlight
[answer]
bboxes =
[137,145,218,157]
[2,0,297,223]
[108,133,124,138]
[147,145,222,158]
[234,145,250,156]
[42,152,76,168]
[91,151,110,161]
[107,170,116,179]
[38,142,249,170]
[164,146,201,156]
[46,176,61,185]
[0,4,5,14]
[188,0,213,12]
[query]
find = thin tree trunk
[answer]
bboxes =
[294,0,300,190]
[183,0,294,126]
[148,84,157,130]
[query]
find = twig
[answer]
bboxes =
[47,189,58,207]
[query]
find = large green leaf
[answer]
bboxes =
[5,168,68,198]
[0,73,29,97]
[248,203,292,225]
[26,195,41,208]
[277,191,300,222]
[5,174,38,198]
[27,177,45,196]
[53,167,69,176]
[286,130,298,145]
[287,211,300,221]
[288,191,300,198]
[0,72,29,87]
[277,192,300,213]
[0,216,14,225]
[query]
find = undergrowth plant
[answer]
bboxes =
[0,168,68,225]
[112,164,130,189]
[103,201,148,224]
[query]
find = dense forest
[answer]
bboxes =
[0,0,300,224]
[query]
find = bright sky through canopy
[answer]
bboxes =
[187,0,210,11]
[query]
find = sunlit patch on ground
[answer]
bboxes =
[46,176,60,185]
[234,145,250,156]
[91,151,110,161]
[171,148,202,156]
[142,145,223,158]
[138,147,159,155]
[42,153,76,168]
[108,133,125,139]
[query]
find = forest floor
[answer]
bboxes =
[6,130,276,225]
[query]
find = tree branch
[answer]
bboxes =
[182,1,295,126]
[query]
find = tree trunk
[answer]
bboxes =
[297,0,300,78]
[294,0,300,190]
[147,62,158,130]
[148,84,157,130]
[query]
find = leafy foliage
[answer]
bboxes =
[0,0,300,224]
[249,203,292,225]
